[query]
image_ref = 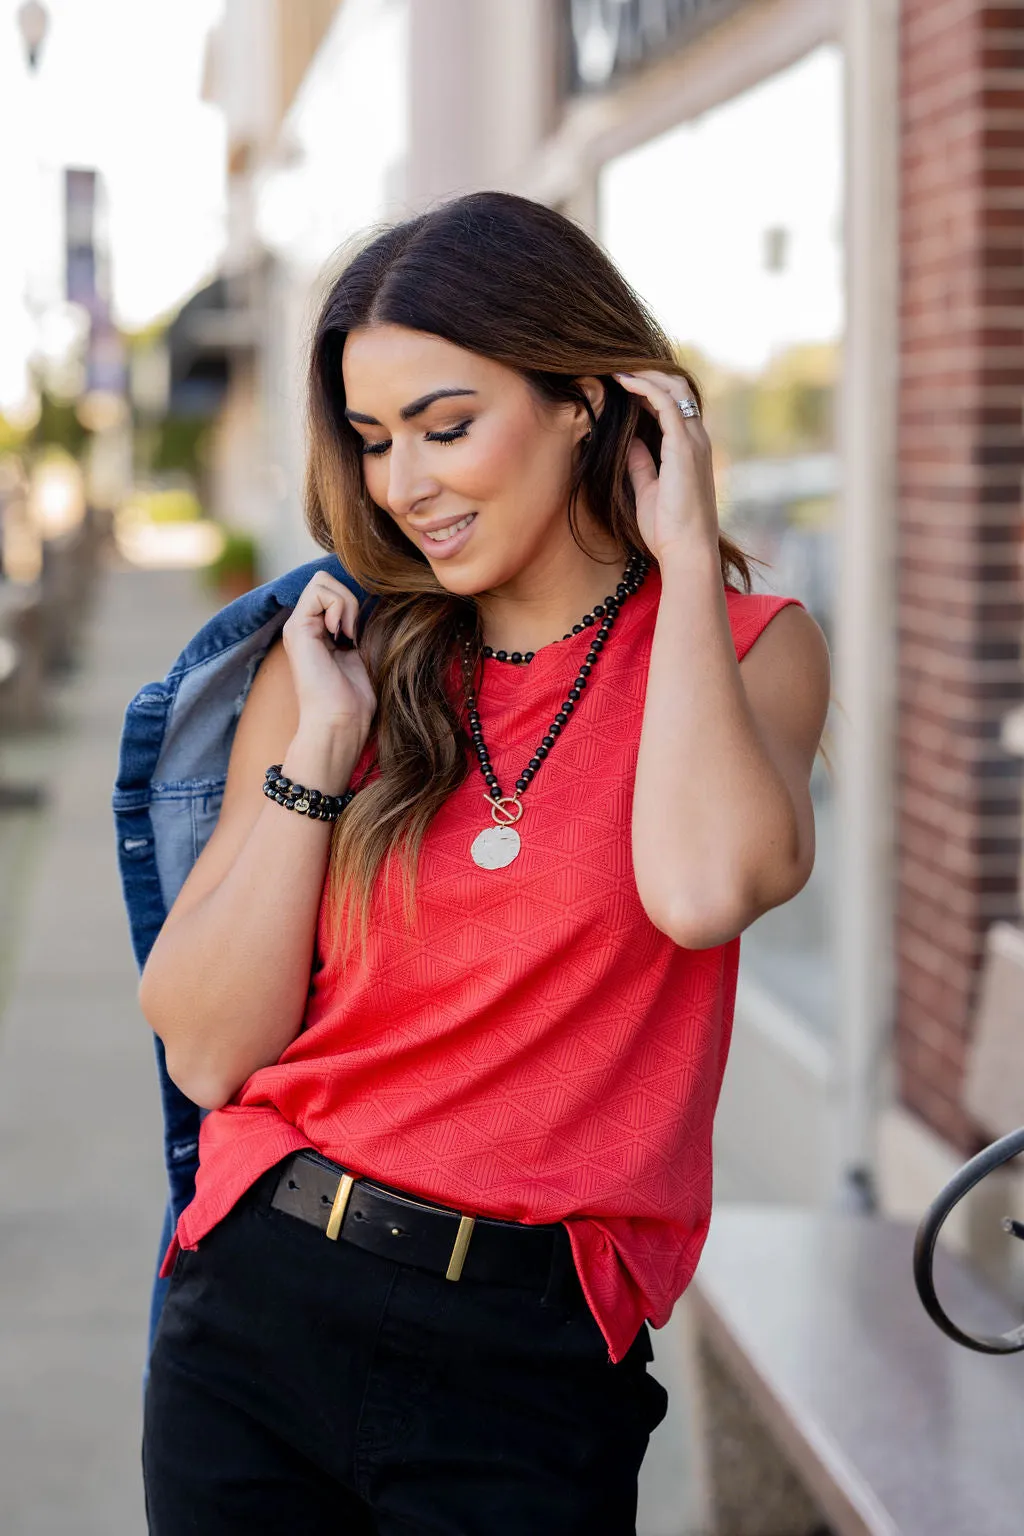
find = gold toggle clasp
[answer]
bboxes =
[445,1214,476,1281]
[486,793,523,827]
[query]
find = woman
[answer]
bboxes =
[135,191,830,1534]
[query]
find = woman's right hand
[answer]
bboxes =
[281,573,377,746]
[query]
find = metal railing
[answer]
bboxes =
[914,1127,1024,1354]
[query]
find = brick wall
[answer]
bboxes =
[896,1,1024,1149]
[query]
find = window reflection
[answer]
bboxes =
[599,45,844,1037]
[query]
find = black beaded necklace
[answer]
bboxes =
[481,552,645,664]
[461,551,649,869]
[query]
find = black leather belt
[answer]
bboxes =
[270,1150,567,1292]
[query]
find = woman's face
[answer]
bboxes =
[341,324,600,595]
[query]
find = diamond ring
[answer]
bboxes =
[675,397,700,419]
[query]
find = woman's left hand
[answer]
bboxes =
[613,369,720,562]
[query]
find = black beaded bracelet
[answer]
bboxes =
[263,765,355,823]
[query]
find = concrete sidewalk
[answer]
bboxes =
[0,563,213,1536]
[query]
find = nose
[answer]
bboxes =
[385,441,439,521]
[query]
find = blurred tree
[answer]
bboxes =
[29,390,92,459]
[149,414,211,477]
[0,415,30,457]
[674,340,839,461]
[748,343,838,457]
[124,322,210,484]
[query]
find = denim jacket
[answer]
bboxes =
[112,555,367,1337]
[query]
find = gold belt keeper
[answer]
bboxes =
[325,1173,356,1241]
[445,1215,476,1281]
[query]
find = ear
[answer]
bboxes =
[572,376,607,442]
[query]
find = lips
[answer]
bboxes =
[413,512,478,561]
[421,512,477,544]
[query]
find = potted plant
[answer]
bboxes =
[204,526,259,602]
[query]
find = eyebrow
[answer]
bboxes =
[344,387,478,426]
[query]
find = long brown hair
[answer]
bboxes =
[305,191,754,936]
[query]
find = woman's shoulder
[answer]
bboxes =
[723,583,808,664]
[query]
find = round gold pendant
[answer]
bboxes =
[470,825,521,870]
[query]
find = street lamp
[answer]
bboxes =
[17,0,49,71]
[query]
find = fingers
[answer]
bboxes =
[294,574,362,643]
[332,645,378,715]
[614,371,719,554]
[614,371,709,455]
[626,435,659,498]
[617,368,700,410]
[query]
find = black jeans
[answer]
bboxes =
[143,1163,668,1535]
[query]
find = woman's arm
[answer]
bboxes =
[138,574,374,1110]
[632,541,830,949]
[613,368,831,950]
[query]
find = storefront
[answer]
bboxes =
[599,41,843,1045]
[519,0,899,1205]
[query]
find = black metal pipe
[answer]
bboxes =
[913,1126,1024,1354]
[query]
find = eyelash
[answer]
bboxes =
[360,421,472,458]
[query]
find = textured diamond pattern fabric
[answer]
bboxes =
[176,573,801,1360]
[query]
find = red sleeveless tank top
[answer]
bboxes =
[171,571,801,1361]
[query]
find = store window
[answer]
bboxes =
[599,44,843,1037]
